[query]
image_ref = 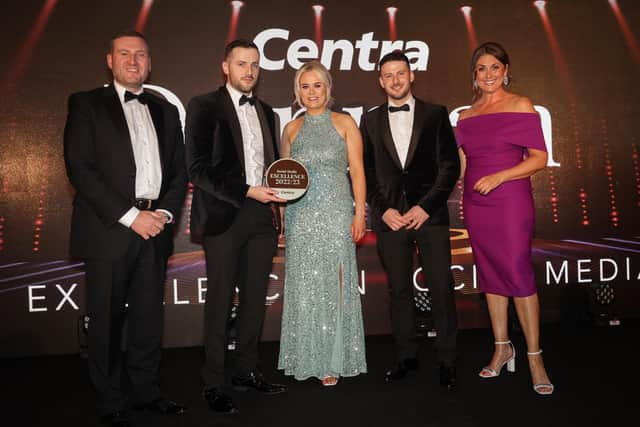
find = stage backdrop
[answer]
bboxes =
[1,0,639,357]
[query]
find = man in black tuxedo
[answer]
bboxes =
[360,51,460,389]
[64,31,188,425]
[185,39,287,415]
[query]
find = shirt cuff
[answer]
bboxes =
[156,209,174,224]
[119,207,140,228]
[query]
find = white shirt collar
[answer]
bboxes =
[226,83,253,107]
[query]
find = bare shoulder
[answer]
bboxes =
[284,116,304,142]
[458,107,474,120]
[509,95,536,113]
[331,111,358,131]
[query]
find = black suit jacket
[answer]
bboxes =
[63,84,187,259]
[361,98,460,232]
[185,86,279,240]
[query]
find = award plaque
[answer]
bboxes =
[265,158,309,200]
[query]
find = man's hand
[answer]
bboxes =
[401,206,429,230]
[131,211,167,240]
[247,186,287,204]
[382,208,409,231]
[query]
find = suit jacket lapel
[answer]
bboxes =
[146,97,166,172]
[103,85,135,170]
[220,86,245,169]
[404,99,425,169]
[254,101,276,166]
[380,104,403,170]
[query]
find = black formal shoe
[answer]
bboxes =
[203,388,239,414]
[384,358,419,383]
[101,411,130,427]
[231,371,287,395]
[134,398,187,415]
[439,364,457,390]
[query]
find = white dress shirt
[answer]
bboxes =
[113,82,171,227]
[226,83,265,187]
[388,96,416,169]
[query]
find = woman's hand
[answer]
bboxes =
[351,214,366,243]
[473,172,505,196]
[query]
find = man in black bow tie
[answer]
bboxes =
[185,39,287,415]
[63,30,188,426]
[360,50,460,389]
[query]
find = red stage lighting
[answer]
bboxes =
[534,1,546,10]
[608,0,640,65]
[386,7,398,41]
[312,5,324,49]
[533,0,575,104]
[2,0,58,96]
[460,6,477,51]
[227,1,245,44]
[135,0,155,33]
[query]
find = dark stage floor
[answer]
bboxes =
[4,321,637,427]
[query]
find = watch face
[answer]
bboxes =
[265,158,309,201]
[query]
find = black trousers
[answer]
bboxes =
[201,199,277,388]
[85,237,167,415]
[377,225,458,366]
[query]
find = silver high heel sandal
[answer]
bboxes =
[479,340,516,378]
[527,349,554,395]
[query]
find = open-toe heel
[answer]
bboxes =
[321,376,339,387]
[479,340,516,378]
[527,349,554,395]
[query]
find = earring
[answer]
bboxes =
[473,80,478,90]
[503,75,510,86]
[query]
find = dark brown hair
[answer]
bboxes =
[470,42,512,98]
[224,39,259,60]
[109,29,148,53]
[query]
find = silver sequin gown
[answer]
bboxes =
[278,110,367,380]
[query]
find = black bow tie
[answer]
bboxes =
[124,90,148,105]
[239,94,256,106]
[388,104,410,113]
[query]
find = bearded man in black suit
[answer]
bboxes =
[64,30,188,426]
[185,39,287,415]
[360,50,460,389]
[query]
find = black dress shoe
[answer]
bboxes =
[232,371,287,395]
[439,364,457,390]
[101,411,130,427]
[384,358,419,383]
[134,398,187,415]
[203,388,239,414]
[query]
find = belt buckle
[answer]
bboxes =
[145,199,152,209]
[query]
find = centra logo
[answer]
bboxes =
[253,28,429,71]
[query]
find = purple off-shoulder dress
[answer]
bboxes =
[456,112,547,297]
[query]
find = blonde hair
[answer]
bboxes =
[293,61,333,108]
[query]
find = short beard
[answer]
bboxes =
[387,86,411,101]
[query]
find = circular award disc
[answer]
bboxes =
[265,158,309,200]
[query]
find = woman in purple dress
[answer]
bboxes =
[456,42,553,395]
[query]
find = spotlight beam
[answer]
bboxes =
[1,0,58,96]
[227,1,244,44]
[608,0,640,66]
[313,5,324,51]
[135,0,155,33]
[533,1,575,104]
[386,7,398,42]
[460,6,477,52]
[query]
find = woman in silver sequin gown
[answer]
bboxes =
[277,61,367,386]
